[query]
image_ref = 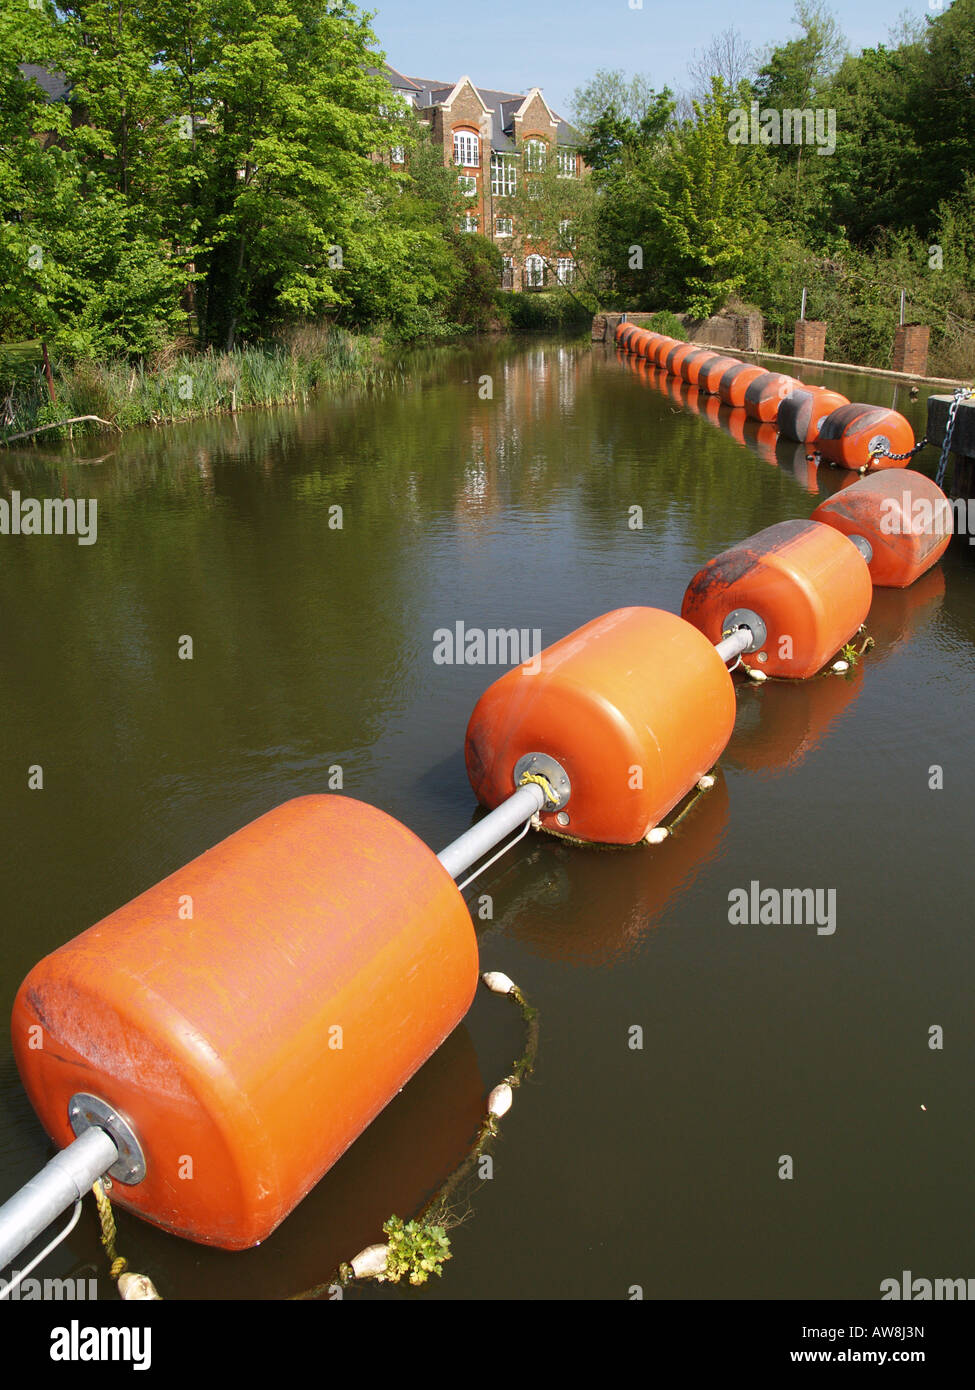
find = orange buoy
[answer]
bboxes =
[777,386,850,443]
[12,796,479,1250]
[638,330,661,361]
[815,404,915,470]
[651,336,677,366]
[624,325,647,355]
[679,348,714,382]
[618,323,642,353]
[699,355,741,395]
[681,519,873,678]
[744,372,800,422]
[664,341,696,376]
[465,607,736,846]
[811,467,952,587]
[718,363,767,408]
[682,351,722,385]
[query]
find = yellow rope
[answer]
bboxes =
[518,770,560,808]
[91,1178,161,1299]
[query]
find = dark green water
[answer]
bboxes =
[1,338,973,1300]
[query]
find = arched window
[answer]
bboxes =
[524,138,547,172]
[453,130,480,168]
[525,254,545,288]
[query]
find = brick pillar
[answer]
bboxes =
[892,324,930,376]
[794,319,827,361]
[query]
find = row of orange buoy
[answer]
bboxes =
[614,321,917,470]
[3,365,956,1260]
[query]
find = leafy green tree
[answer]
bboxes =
[654,78,768,316]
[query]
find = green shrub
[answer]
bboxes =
[646,310,686,339]
[507,289,591,333]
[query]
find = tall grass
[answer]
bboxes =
[0,325,388,443]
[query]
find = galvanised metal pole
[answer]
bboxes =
[437,782,545,881]
[714,627,754,665]
[0,1126,118,1274]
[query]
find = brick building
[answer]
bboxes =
[377,66,585,291]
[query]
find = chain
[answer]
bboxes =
[935,387,975,490]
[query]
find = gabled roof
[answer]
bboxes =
[18,64,70,103]
[401,73,582,149]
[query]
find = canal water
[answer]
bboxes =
[1,338,973,1300]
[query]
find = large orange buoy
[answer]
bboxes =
[811,467,953,587]
[681,519,873,678]
[678,348,713,383]
[464,607,736,846]
[744,372,800,422]
[651,336,677,366]
[664,341,696,376]
[815,404,915,470]
[699,355,741,395]
[718,363,766,408]
[12,796,479,1250]
[683,350,724,386]
[777,386,850,443]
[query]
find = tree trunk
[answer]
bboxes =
[41,342,56,404]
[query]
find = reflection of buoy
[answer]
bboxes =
[815,404,915,471]
[13,797,479,1250]
[811,468,952,587]
[681,519,873,678]
[465,608,736,845]
[866,565,945,660]
[744,372,800,422]
[726,662,865,774]
[777,386,850,443]
[506,771,731,966]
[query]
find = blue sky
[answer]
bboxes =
[368,0,935,116]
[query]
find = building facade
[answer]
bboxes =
[379,67,584,290]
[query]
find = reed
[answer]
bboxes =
[0,326,389,444]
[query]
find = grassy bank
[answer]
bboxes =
[0,327,389,446]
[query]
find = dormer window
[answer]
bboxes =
[453,131,480,168]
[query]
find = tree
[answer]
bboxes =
[686,28,757,103]
[571,69,672,135]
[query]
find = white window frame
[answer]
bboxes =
[495,216,513,237]
[391,145,406,164]
[525,254,545,287]
[557,147,578,178]
[453,130,480,168]
[557,258,575,284]
[458,174,477,197]
[461,211,479,233]
[524,139,547,172]
[491,152,517,196]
